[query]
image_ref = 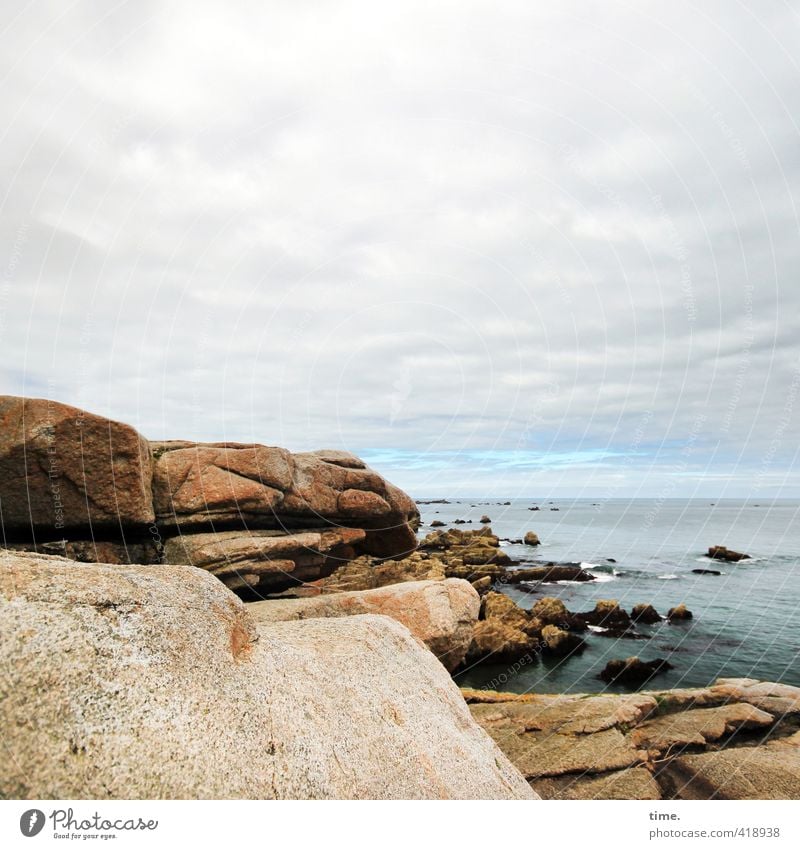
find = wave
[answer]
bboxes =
[585,570,617,583]
[657,573,679,580]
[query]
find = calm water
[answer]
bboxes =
[416,498,800,694]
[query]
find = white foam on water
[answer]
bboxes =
[586,571,616,583]
[658,573,679,580]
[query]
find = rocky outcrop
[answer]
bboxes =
[667,603,693,621]
[707,545,750,562]
[466,678,800,799]
[630,603,662,624]
[152,442,418,557]
[0,396,154,533]
[504,564,595,584]
[247,579,479,672]
[162,527,366,593]
[0,396,420,596]
[0,551,534,800]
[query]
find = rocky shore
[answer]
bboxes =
[0,396,796,800]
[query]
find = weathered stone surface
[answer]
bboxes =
[470,693,656,736]
[580,599,630,629]
[466,619,534,663]
[630,704,775,755]
[0,395,154,533]
[162,527,366,593]
[710,679,800,719]
[248,579,479,672]
[483,725,642,780]
[3,538,161,564]
[533,767,661,800]
[659,732,800,799]
[531,596,569,625]
[295,552,446,594]
[0,551,534,800]
[468,681,800,800]
[524,531,540,546]
[152,443,418,557]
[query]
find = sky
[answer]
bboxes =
[1,1,798,497]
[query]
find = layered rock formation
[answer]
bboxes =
[0,550,534,800]
[465,678,800,799]
[0,396,419,595]
[248,578,479,672]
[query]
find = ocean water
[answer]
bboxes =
[415,498,800,694]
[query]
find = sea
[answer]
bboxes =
[414,498,800,695]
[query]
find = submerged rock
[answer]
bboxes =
[599,656,674,686]
[0,550,534,800]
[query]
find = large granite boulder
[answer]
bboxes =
[152,443,418,557]
[248,578,479,672]
[0,395,154,534]
[162,527,367,593]
[0,551,534,800]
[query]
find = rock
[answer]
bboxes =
[531,596,569,625]
[247,579,479,672]
[541,624,585,657]
[0,395,154,533]
[430,520,446,527]
[0,550,534,800]
[532,767,661,800]
[294,552,446,595]
[470,576,493,595]
[707,545,750,562]
[482,591,538,634]
[600,657,674,687]
[479,515,491,523]
[630,703,774,755]
[3,538,161,564]
[709,679,800,719]
[466,620,534,664]
[630,603,662,624]
[162,527,366,594]
[667,603,693,621]
[152,443,418,558]
[504,564,595,584]
[523,531,540,546]
[692,568,721,575]
[481,725,641,781]
[657,732,800,799]
[453,519,466,525]
[580,599,631,629]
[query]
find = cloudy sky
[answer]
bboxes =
[1,1,798,496]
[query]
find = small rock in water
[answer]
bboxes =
[479,515,492,524]
[692,568,721,576]
[667,603,693,621]
[630,603,662,624]
[524,531,540,546]
[430,520,446,527]
[707,545,750,562]
[599,656,674,686]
